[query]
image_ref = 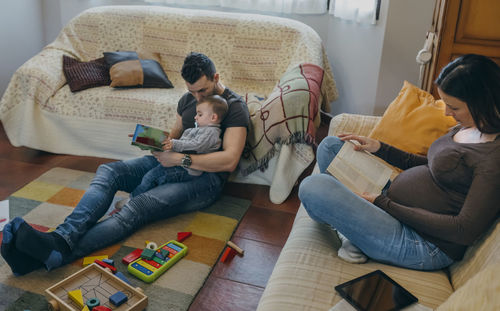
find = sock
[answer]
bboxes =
[337,232,368,264]
[1,217,44,276]
[15,221,71,271]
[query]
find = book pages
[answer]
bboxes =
[327,141,393,195]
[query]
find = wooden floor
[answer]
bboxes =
[0,118,330,311]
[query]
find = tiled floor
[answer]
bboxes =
[0,116,330,310]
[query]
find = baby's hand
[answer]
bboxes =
[162,138,173,150]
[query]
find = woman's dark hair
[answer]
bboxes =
[435,54,500,133]
[181,52,216,84]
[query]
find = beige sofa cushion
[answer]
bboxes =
[449,218,500,290]
[437,264,500,311]
[257,206,453,311]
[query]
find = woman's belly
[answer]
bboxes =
[386,165,462,214]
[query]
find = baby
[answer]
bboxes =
[130,95,228,197]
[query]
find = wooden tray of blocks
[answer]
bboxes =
[45,263,147,311]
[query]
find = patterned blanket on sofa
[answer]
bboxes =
[241,63,325,175]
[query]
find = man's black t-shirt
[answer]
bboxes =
[177,88,250,135]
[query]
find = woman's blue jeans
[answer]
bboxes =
[54,155,224,263]
[298,136,453,271]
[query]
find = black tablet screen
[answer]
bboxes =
[334,270,418,311]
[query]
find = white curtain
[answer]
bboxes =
[329,0,377,25]
[144,0,328,14]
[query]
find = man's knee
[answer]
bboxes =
[318,136,342,153]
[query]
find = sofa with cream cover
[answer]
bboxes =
[256,113,500,311]
[0,5,337,204]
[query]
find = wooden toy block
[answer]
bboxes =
[109,291,128,306]
[115,271,132,285]
[94,259,117,274]
[122,248,143,265]
[82,305,90,311]
[177,231,192,242]
[85,297,100,309]
[102,258,114,266]
[141,248,156,260]
[68,289,84,309]
[220,246,238,263]
[82,255,108,267]
[46,263,147,311]
[227,241,245,255]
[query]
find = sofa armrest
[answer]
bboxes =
[328,113,382,137]
[0,48,68,119]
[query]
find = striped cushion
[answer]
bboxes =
[257,205,453,311]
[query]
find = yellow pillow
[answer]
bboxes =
[369,81,456,155]
[436,264,500,311]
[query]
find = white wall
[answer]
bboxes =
[0,1,45,99]
[0,0,436,116]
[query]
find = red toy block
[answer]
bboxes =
[93,306,112,311]
[177,231,192,242]
[122,248,142,265]
[94,259,117,274]
[220,246,237,263]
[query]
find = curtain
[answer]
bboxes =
[144,0,328,14]
[329,0,377,25]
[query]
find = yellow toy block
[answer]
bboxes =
[82,255,108,267]
[68,289,84,308]
[82,305,90,311]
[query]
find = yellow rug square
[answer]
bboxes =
[182,235,227,266]
[11,181,64,202]
[47,187,86,207]
[184,212,238,242]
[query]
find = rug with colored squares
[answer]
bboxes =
[0,167,251,311]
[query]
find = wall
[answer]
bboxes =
[0,0,436,116]
[0,1,45,99]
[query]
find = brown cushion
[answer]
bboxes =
[62,55,111,92]
[103,51,173,89]
[109,60,144,87]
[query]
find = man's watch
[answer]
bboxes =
[181,154,192,168]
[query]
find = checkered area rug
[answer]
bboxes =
[0,167,251,310]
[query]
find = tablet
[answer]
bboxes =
[334,270,418,311]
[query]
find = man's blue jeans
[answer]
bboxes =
[54,155,224,263]
[298,136,453,270]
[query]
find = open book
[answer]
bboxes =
[131,124,169,151]
[327,141,393,195]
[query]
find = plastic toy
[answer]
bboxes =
[94,259,117,274]
[128,240,188,283]
[122,248,142,265]
[82,255,108,267]
[68,289,84,308]
[177,231,192,242]
[109,291,128,306]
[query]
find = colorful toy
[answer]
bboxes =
[46,263,147,311]
[115,271,132,285]
[68,289,84,308]
[94,259,117,274]
[220,246,238,263]
[102,258,114,266]
[140,248,156,260]
[109,291,128,306]
[177,231,192,242]
[146,241,158,250]
[82,305,90,311]
[227,240,244,255]
[122,248,142,265]
[86,297,100,309]
[82,255,108,267]
[128,240,188,283]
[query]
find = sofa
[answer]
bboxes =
[0,5,338,204]
[257,113,500,311]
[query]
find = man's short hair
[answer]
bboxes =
[198,95,228,121]
[181,52,216,84]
